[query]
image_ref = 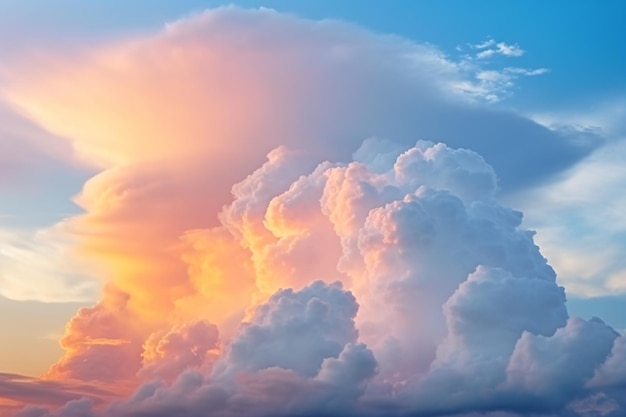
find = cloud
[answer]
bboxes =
[0,6,594,390]
[567,393,620,417]
[140,321,220,383]
[101,281,376,417]
[0,373,109,414]
[213,280,359,379]
[4,8,592,191]
[503,317,618,412]
[589,333,626,389]
[389,266,568,414]
[439,266,567,366]
[0,100,89,224]
[471,38,525,59]
[0,227,98,303]
[467,67,551,103]
[505,67,550,76]
[44,285,145,384]
[508,111,626,297]
[0,101,93,304]
[453,39,548,102]
[0,296,90,378]
[472,39,496,50]
[13,137,626,417]
[1,6,623,417]
[14,398,95,417]
[0,102,75,187]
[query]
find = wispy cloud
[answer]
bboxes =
[505,66,550,76]
[0,372,111,412]
[451,39,549,102]
[504,100,626,298]
[471,38,525,59]
[0,227,98,303]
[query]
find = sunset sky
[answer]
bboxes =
[1,2,625,416]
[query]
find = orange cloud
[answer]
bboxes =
[140,320,220,383]
[2,9,375,385]
[44,285,144,384]
[0,7,466,390]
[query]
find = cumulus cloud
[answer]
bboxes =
[0,296,90,378]
[140,321,220,382]
[418,267,567,396]
[394,265,568,415]
[44,285,146,385]
[588,334,626,389]
[1,6,623,417]
[13,138,626,417]
[497,317,619,414]
[101,281,376,417]
[213,281,360,379]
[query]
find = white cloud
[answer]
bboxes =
[212,280,360,379]
[508,104,626,297]
[505,67,550,76]
[140,321,220,382]
[475,41,525,59]
[452,40,548,102]
[472,38,496,50]
[501,316,619,415]
[496,42,525,57]
[465,67,551,102]
[0,227,98,303]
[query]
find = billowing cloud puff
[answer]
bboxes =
[589,334,626,389]
[503,317,618,411]
[2,6,623,417]
[403,266,567,414]
[45,285,144,384]
[102,281,376,417]
[15,139,626,417]
[213,280,359,378]
[140,320,220,382]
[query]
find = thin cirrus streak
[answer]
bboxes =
[0,6,623,417]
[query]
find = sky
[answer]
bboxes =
[0,1,625,416]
